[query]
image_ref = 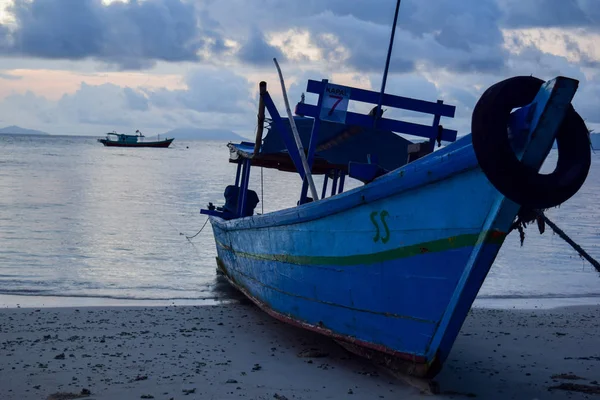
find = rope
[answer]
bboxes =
[261,167,264,214]
[536,211,600,273]
[180,217,210,242]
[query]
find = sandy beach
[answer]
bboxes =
[1,298,599,400]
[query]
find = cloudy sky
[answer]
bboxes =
[0,0,598,138]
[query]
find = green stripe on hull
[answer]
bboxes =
[217,230,508,267]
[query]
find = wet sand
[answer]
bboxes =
[1,301,599,400]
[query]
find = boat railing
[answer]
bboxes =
[276,79,458,204]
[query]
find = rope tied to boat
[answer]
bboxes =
[180,217,209,242]
[510,208,600,273]
[510,207,548,246]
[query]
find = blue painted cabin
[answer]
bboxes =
[200,76,590,378]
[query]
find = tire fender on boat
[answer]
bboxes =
[471,76,591,209]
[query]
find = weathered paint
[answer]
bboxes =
[296,103,457,142]
[304,79,455,117]
[205,77,580,378]
[209,144,506,377]
[216,256,432,376]
[424,76,580,369]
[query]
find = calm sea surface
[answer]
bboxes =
[0,134,599,307]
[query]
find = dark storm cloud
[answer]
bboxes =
[2,0,596,76]
[499,0,597,29]
[0,0,225,69]
[236,28,286,66]
[122,87,149,111]
[200,0,508,73]
[144,67,253,114]
[0,0,512,74]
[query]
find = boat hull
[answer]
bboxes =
[209,135,521,378]
[98,138,174,148]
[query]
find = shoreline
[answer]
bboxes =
[2,292,599,311]
[0,294,229,309]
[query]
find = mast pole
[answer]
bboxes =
[253,81,267,156]
[374,0,402,127]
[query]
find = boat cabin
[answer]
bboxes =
[103,131,144,144]
[201,79,457,220]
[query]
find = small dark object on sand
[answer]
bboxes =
[46,389,91,400]
[551,373,585,380]
[548,383,600,394]
[441,390,477,398]
[297,349,329,358]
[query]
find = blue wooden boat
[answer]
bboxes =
[200,74,591,378]
[199,2,592,378]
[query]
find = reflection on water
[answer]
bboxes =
[0,134,598,306]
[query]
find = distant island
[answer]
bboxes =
[0,125,250,140]
[159,128,247,141]
[0,125,50,135]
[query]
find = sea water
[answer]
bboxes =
[0,134,599,308]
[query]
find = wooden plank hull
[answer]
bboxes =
[98,138,173,148]
[209,135,519,378]
[205,76,586,379]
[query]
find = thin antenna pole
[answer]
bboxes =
[374,0,402,127]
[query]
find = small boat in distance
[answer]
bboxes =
[97,130,174,148]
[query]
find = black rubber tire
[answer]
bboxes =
[471,76,591,209]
